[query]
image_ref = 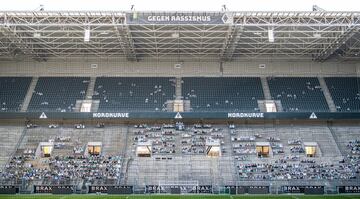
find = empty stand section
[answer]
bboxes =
[267,77,329,112]
[182,77,264,112]
[0,77,32,112]
[28,77,90,112]
[325,77,360,112]
[93,77,176,112]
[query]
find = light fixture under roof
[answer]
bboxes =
[268,28,274,42]
[171,32,179,38]
[84,28,90,42]
[33,32,41,38]
[314,33,322,38]
[99,31,109,35]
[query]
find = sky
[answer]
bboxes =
[0,0,359,11]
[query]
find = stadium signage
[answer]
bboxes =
[3,111,360,120]
[247,186,269,194]
[228,112,264,118]
[236,186,269,194]
[145,185,166,193]
[34,185,73,194]
[282,186,303,193]
[92,112,129,118]
[0,185,18,194]
[89,185,108,193]
[126,13,230,25]
[196,185,213,193]
[51,186,74,194]
[34,185,52,193]
[338,186,360,193]
[108,186,134,194]
[145,185,212,194]
[282,186,324,194]
[225,185,237,194]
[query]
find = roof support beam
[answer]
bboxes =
[114,25,138,61]
[313,26,359,62]
[220,25,242,61]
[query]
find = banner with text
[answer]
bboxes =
[126,12,232,25]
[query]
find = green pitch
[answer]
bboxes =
[0,195,360,199]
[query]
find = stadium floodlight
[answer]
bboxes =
[268,28,274,43]
[84,28,90,42]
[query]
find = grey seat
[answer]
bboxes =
[267,77,329,112]
[93,77,175,112]
[0,77,32,112]
[182,77,264,112]
[28,77,89,112]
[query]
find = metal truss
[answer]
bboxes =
[342,31,360,58]
[0,11,359,61]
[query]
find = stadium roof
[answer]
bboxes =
[0,11,359,62]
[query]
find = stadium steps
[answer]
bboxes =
[330,126,360,158]
[218,156,237,185]
[20,76,38,112]
[257,100,267,112]
[261,77,272,100]
[73,100,83,112]
[85,76,97,99]
[0,127,24,168]
[101,128,125,155]
[176,77,182,100]
[90,100,100,112]
[318,77,337,112]
[327,124,347,157]
[183,100,191,111]
[310,127,341,158]
[122,157,133,184]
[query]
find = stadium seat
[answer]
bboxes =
[325,77,360,112]
[267,77,329,112]
[0,77,32,112]
[28,77,89,112]
[93,77,175,112]
[182,77,264,112]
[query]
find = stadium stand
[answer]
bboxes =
[0,77,32,112]
[232,125,357,181]
[0,9,360,196]
[28,77,90,112]
[93,77,175,112]
[182,77,264,112]
[325,77,360,112]
[0,127,24,168]
[267,77,329,112]
[0,126,127,185]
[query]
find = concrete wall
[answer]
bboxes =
[0,58,358,77]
